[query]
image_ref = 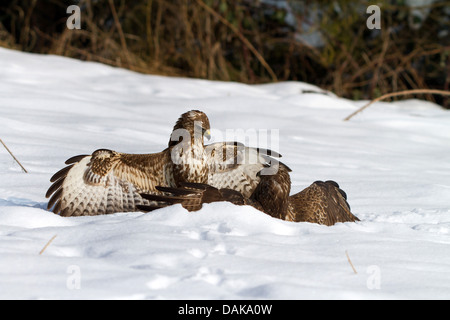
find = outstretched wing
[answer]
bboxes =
[46,148,174,216]
[137,179,358,226]
[205,142,287,198]
[287,180,359,226]
[137,182,260,212]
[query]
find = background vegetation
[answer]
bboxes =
[0,0,449,107]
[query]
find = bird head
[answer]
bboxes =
[169,110,211,147]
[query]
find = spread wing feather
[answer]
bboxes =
[137,182,254,213]
[205,142,288,198]
[139,179,359,226]
[287,180,359,225]
[46,148,175,216]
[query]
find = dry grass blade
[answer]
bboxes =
[108,0,131,67]
[0,138,28,173]
[39,235,57,255]
[345,250,357,274]
[344,89,450,121]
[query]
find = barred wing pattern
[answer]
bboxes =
[45,110,359,224]
[139,179,359,226]
[45,144,281,217]
[205,142,285,198]
[46,110,211,217]
[46,149,174,216]
[286,180,359,225]
[138,182,263,213]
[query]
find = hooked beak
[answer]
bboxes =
[203,129,211,140]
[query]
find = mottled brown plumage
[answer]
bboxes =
[139,164,359,226]
[46,110,211,216]
[47,110,359,225]
[139,182,250,212]
[286,180,357,225]
[46,110,280,217]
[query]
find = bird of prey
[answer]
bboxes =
[46,109,359,225]
[46,110,281,216]
[139,163,359,226]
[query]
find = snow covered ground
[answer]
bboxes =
[0,47,449,300]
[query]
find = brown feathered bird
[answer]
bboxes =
[46,109,359,225]
[139,163,359,226]
[46,110,282,216]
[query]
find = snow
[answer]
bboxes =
[1,47,450,299]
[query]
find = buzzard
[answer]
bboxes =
[139,163,359,226]
[46,109,359,225]
[46,110,281,216]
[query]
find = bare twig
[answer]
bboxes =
[108,0,131,67]
[0,138,28,173]
[343,89,450,121]
[345,250,357,274]
[39,235,57,255]
[370,28,391,96]
[195,0,278,82]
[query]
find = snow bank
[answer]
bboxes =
[1,47,450,299]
